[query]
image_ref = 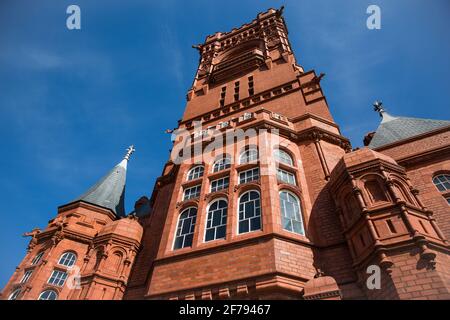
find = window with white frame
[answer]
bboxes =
[239,148,258,164]
[193,130,209,139]
[210,176,229,193]
[183,185,201,200]
[433,174,450,192]
[279,191,304,235]
[274,149,294,166]
[58,252,76,267]
[242,112,253,121]
[31,251,44,265]
[47,270,68,287]
[239,168,260,184]
[205,199,228,242]
[20,270,33,283]
[277,168,296,185]
[173,207,197,250]
[8,289,21,300]
[187,165,204,181]
[219,121,229,129]
[38,290,58,300]
[212,157,231,172]
[238,191,262,234]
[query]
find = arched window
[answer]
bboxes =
[31,251,44,265]
[274,149,293,166]
[38,290,58,300]
[212,156,231,172]
[238,191,261,234]
[173,207,197,250]
[8,289,21,300]
[279,191,304,235]
[205,199,228,242]
[187,165,204,181]
[365,180,387,203]
[239,147,258,164]
[433,174,450,192]
[58,252,77,267]
[20,270,33,283]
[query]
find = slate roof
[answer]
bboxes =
[368,112,450,149]
[74,159,128,217]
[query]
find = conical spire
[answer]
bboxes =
[368,101,450,148]
[73,145,135,217]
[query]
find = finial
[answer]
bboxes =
[124,145,135,161]
[277,5,285,17]
[373,100,385,117]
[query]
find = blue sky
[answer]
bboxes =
[0,0,449,288]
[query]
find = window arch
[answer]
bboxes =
[173,207,197,250]
[212,156,231,173]
[274,149,294,166]
[239,147,258,164]
[38,290,58,300]
[238,190,261,234]
[187,165,204,181]
[8,289,21,300]
[279,191,305,235]
[433,174,450,192]
[31,251,44,265]
[205,199,228,242]
[58,252,77,267]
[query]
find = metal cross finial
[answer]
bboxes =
[373,100,385,116]
[124,145,135,161]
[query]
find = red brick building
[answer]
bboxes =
[2,7,449,300]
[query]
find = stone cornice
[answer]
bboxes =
[93,233,141,250]
[57,200,117,221]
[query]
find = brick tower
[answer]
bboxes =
[124,7,354,300]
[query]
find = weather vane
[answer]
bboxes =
[124,145,135,161]
[373,100,385,116]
